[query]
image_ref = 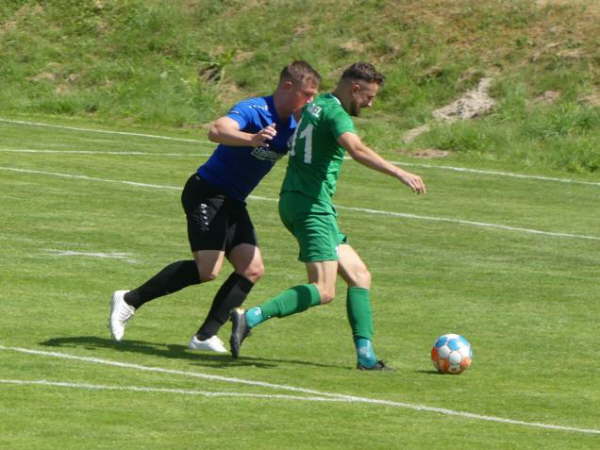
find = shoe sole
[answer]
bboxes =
[189,345,227,353]
[356,360,394,371]
[188,338,227,353]
[188,347,227,355]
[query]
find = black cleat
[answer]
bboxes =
[356,360,394,371]
[230,308,250,359]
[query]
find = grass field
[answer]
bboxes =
[1,116,599,449]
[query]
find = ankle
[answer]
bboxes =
[355,338,378,367]
[245,307,264,328]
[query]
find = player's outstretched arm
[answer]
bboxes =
[208,117,277,148]
[338,132,426,194]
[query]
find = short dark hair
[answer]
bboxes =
[341,62,385,85]
[279,60,321,86]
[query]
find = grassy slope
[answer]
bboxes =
[1,0,599,172]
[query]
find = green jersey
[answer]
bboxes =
[281,93,356,204]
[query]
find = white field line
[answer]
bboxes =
[2,147,599,189]
[389,160,600,188]
[252,194,600,242]
[0,118,208,144]
[0,379,345,403]
[3,146,600,188]
[1,116,598,188]
[0,166,181,191]
[337,205,600,241]
[2,165,599,242]
[44,249,137,263]
[0,148,206,157]
[1,345,598,435]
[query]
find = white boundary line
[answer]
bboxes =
[2,165,599,242]
[3,147,599,188]
[0,148,205,157]
[44,249,137,263]
[389,161,600,188]
[0,379,345,403]
[336,204,600,241]
[2,117,598,187]
[0,166,181,191]
[1,345,599,435]
[2,146,600,189]
[0,118,206,144]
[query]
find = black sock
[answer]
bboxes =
[196,272,254,340]
[124,260,201,309]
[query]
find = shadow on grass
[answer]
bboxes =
[39,336,343,370]
[415,369,445,375]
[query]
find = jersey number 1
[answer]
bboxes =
[290,121,313,164]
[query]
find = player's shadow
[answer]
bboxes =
[415,369,447,375]
[39,336,342,370]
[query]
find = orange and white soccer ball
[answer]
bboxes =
[431,333,473,374]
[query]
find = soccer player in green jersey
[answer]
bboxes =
[230,62,426,369]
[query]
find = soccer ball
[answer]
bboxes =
[431,333,472,374]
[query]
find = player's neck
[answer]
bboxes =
[272,92,292,122]
[332,89,351,113]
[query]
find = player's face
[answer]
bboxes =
[349,81,380,116]
[288,80,318,112]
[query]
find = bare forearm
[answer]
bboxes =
[339,132,426,194]
[208,123,255,146]
[351,146,402,178]
[208,117,276,148]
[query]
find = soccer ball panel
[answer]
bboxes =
[447,339,461,351]
[448,351,462,365]
[458,346,471,358]
[437,345,451,359]
[434,335,448,347]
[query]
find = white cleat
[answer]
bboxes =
[188,335,227,353]
[109,290,135,341]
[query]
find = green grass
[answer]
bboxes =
[1,117,599,448]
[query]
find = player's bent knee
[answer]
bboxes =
[242,263,264,283]
[319,289,336,304]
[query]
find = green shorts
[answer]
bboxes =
[279,191,347,263]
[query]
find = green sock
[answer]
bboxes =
[346,287,374,340]
[347,287,378,366]
[245,306,264,328]
[257,284,321,324]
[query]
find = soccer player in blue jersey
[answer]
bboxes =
[109,61,321,352]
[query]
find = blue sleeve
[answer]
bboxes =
[226,99,256,130]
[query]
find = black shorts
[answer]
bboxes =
[181,174,257,254]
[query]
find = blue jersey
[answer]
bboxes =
[197,96,296,201]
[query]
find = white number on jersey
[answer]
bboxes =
[290,119,314,164]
